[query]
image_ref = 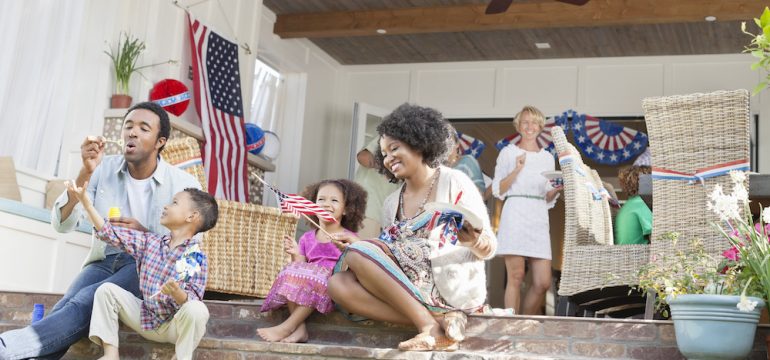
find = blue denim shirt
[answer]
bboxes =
[51,155,202,266]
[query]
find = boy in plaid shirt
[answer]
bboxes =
[66,181,218,360]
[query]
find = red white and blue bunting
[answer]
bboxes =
[456,131,486,159]
[494,110,647,165]
[571,111,648,165]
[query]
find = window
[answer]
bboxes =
[248,58,283,131]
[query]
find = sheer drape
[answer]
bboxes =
[0,0,85,175]
[248,60,282,131]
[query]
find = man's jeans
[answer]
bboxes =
[0,253,140,360]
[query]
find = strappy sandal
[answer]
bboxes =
[443,311,468,342]
[398,333,459,352]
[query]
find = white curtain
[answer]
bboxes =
[248,59,282,131]
[0,0,85,176]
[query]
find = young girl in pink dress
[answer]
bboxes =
[257,179,367,343]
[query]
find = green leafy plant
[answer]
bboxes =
[742,7,770,94]
[104,33,175,95]
[632,233,747,317]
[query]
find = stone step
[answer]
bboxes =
[2,291,766,359]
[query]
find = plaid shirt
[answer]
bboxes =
[96,221,208,330]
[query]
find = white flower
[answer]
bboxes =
[737,296,758,312]
[732,182,749,205]
[763,207,770,224]
[729,170,747,184]
[707,184,740,222]
[664,286,675,295]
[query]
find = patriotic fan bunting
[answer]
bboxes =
[571,112,648,165]
[456,131,486,159]
[495,115,568,156]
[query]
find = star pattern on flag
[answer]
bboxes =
[206,32,243,117]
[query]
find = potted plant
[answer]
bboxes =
[742,6,770,94]
[710,170,770,357]
[636,226,765,359]
[104,33,175,108]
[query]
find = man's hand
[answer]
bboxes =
[81,136,106,174]
[109,217,148,232]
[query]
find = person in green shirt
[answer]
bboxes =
[614,165,652,245]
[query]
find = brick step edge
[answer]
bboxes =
[1,322,591,360]
[66,336,588,360]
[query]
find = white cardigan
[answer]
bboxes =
[381,166,497,310]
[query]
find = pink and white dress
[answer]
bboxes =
[260,230,347,314]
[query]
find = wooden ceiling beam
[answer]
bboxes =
[274,0,767,39]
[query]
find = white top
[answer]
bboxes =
[492,144,558,259]
[381,166,498,309]
[125,175,153,227]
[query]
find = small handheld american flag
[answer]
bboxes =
[262,182,338,223]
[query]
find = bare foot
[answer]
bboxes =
[280,323,308,343]
[256,324,294,342]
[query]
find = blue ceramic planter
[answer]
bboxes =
[668,294,764,360]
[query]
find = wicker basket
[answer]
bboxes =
[643,89,750,258]
[160,137,207,188]
[202,200,297,297]
[552,126,649,296]
[160,135,296,297]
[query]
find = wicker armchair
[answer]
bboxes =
[552,126,650,317]
[161,137,297,297]
[642,89,750,260]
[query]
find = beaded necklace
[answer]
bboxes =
[398,167,440,220]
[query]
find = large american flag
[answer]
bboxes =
[188,15,248,201]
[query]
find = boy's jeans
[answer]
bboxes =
[0,253,140,360]
[89,283,209,360]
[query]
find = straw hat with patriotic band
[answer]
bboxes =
[456,131,486,158]
[571,111,647,165]
[494,114,569,155]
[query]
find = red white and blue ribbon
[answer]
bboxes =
[495,115,568,156]
[174,157,203,170]
[571,112,647,165]
[456,131,486,159]
[153,91,191,107]
[652,159,750,185]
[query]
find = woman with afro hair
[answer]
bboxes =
[328,103,497,352]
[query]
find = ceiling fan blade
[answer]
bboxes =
[555,0,590,5]
[485,0,514,14]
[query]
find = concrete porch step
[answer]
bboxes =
[1,291,766,359]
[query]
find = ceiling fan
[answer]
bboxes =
[485,0,590,15]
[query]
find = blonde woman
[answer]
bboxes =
[492,106,562,315]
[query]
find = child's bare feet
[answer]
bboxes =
[280,323,308,343]
[256,324,294,342]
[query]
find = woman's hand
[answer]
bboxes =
[332,232,360,250]
[457,222,482,246]
[283,235,299,256]
[514,153,527,171]
[546,184,564,202]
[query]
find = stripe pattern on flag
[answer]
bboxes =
[263,183,338,223]
[188,14,248,201]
